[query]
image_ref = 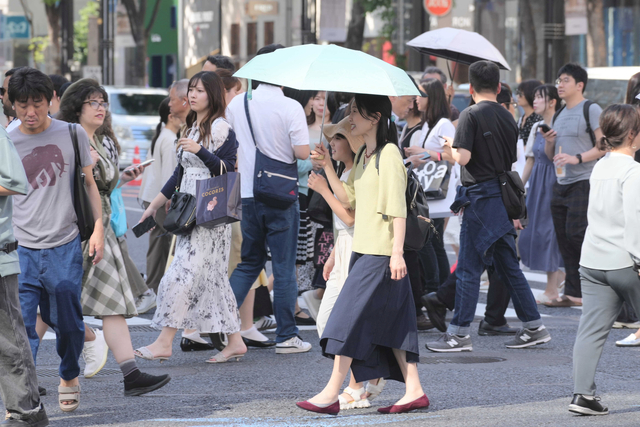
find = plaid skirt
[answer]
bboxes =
[81,208,138,318]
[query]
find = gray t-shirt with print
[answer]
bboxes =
[10,119,93,249]
[552,99,602,185]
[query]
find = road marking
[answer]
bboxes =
[151,414,442,426]
[43,316,153,340]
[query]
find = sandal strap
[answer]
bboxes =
[342,386,366,402]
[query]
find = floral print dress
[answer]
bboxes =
[151,118,240,334]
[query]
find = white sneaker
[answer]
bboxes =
[616,333,640,347]
[301,290,321,320]
[136,290,157,314]
[83,328,109,378]
[254,315,277,331]
[612,321,640,329]
[275,336,312,354]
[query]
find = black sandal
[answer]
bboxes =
[295,310,316,326]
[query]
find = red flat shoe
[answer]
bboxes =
[377,394,430,414]
[296,400,340,415]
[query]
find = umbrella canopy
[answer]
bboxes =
[407,27,511,71]
[233,44,421,97]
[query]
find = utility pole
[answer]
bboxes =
[408,0,429,71]
[60,0,74,77]
[100,0,115,85]
[543,0,565,83]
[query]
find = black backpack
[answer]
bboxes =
[552,100,596,146]
[356,145,436,251]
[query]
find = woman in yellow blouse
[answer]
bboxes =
[297,94,428,415]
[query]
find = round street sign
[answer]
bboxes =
[424,0,452,16]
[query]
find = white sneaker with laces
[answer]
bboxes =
[275,336,312,354]
[136,289,157,314]
[83,328,109,378]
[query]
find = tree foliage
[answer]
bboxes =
[73,0,100,65]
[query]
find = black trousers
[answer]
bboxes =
[419,218,450,294]
[436,267,511,327]
[550,180,589,299]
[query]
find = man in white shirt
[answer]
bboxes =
[227,44,312,354]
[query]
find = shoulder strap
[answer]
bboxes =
[472,104,505,174]
[244,92,258,149]
[551,104,565,127]
[583,100,596,147]
[68,123,81,168]
[421,124,435,149]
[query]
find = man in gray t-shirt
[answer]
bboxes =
[8,67,104,405]
[542,63,605,306]
[11,119,94,248]
[551,99,602,185]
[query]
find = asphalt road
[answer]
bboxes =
[5,185,640,427]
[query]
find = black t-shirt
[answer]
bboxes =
[453,101,518,187]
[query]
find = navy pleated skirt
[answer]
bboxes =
[320,252,419,383]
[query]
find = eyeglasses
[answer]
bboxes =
[83,100,109,111]
[555,77,572,86]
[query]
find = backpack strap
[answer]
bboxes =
[551,104,566,127]
[583,100,596,147]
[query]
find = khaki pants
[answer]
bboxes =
[144,201,172,293]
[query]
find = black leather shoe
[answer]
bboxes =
[2,404,48,427]
[422,292,447,332]
[242,337,276,348]
[568,394,609,415]
[295,311,316,326]
[478,319,518,336]
[37,386,46,396]
[180,338,215,352]
[416,314,435,331]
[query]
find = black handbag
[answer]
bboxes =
[244,93,299,210]
[163,152,197,235]
[474,105,527,220]
[69,123,95,242]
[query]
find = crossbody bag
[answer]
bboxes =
[244,93,299,209]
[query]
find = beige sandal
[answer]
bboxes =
[59,385,81,412]
[205,352,244,363]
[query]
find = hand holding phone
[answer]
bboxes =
[132,216,156,238]
[420,152,432,161]
[539,124,552,133]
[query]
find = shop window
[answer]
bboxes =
[247,22,257,56]
[170,6,177,29]
[264,21,274,46]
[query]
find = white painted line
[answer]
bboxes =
[125,206,145,213]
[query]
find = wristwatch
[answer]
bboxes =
[576,153,583,164]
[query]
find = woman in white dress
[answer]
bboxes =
[135,71,246,363]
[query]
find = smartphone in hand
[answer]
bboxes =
[539,124,552,133]
[420,152,432,161]
[132,216,156,238]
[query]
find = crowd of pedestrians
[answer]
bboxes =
[0,47,639,425]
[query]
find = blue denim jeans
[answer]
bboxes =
[448,180,542,336]
[18,236,85,380]
[229,198,300,343]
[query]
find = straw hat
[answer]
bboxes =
[322,117,364,154]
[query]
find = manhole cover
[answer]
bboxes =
[37,368,121,378]
[419,356,506,364]
[129,325,158,332]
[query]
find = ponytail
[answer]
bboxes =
[151,97,171,155]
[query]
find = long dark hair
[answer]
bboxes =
[533,84,561,114]
[353,93,397,155]
[283,87,317,110]
[151,97,170,155]
[186,71,226,148]
[625,72,640,106]
[58,78,120,153]
[517,79,543,108]
[421,78,450,129]
[598,104,640,151]
[215,68,241,92]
